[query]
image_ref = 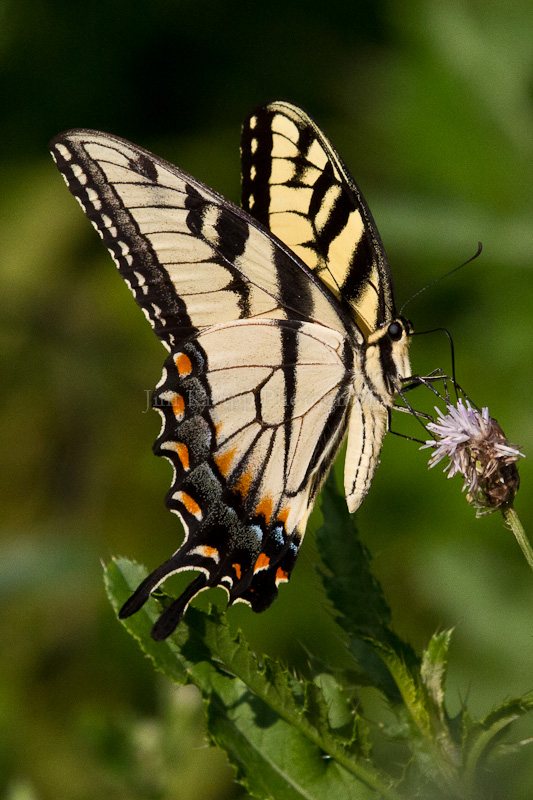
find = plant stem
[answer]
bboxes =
[502,506,533,571]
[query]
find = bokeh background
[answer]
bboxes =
[2,1,533,798]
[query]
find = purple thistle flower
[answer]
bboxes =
[421,399,523,515]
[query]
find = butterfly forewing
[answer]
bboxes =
[241,101,396,336]
[50,131,350,348]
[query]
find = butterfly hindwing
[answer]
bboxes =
[122,318,352,638]
[241,101,396,336]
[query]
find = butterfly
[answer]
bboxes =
[50,101,412,640]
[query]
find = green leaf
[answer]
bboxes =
[463,693,533,783]
[421,629,454,718]
[316,478,463,791]
[206,681,376,800]
[313,671,372,758]
[313,672,354,733]
[316,475,419,703]
[104,558,401,800]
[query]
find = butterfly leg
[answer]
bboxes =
[389,376,446,443]
[401,368,452,398]
[388,407,430,444]
[402,370,478,410]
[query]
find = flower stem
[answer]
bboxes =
[502,506,533,571]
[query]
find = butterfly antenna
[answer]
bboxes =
[403,243,483,401]
[399,242,482,317]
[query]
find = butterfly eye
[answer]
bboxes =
[388,321,403,341]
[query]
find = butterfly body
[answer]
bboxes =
[50,102,411,639]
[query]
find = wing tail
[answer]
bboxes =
[150,574,208,640]
[119,555,188,620]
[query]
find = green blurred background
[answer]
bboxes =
[1,1,533,797]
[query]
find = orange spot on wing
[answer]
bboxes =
[255,496,274,524]
[214,447,237,478]
[233,563,242,580]
[202,546,218,559]
[254,553,270,572]
[177,491,201,518]
[234,470,253,499]
[175,352,192,375]
[174,442,190,470]
[277,507,290,525]
[275,567,289,584]
[171,393,185,419]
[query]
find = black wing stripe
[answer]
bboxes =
[281,323,299,485]
[241,114,273,229]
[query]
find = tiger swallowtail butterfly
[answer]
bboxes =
[50,101,412,640]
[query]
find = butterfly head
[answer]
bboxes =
[363,316,412,403]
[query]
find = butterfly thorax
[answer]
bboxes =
[361,317,412,405]
[341,317,411,515]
